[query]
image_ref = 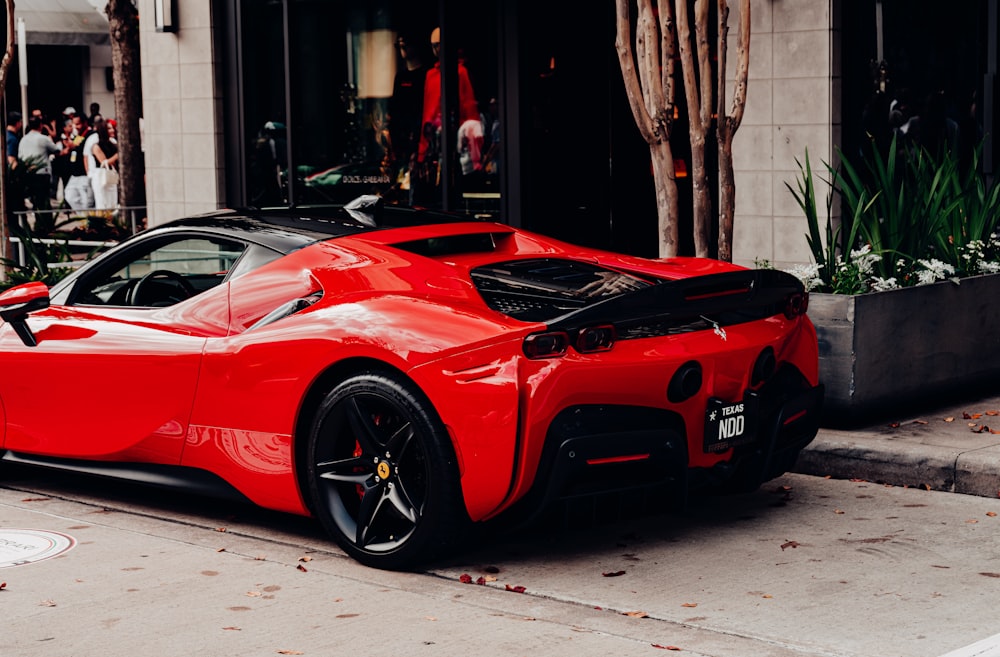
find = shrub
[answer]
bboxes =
[785,135,1000,293]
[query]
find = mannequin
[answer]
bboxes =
[417,27,482,172]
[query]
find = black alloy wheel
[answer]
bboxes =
[306,370,465,570]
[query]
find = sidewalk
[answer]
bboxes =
[794,392,1000,498]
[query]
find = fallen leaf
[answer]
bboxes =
[425,616,437,621]
[967,519,979,524]
[215,527,227,532]
[964,412,973,419]
[0,582,5,591]
[623,610,648,618]
[223,626,241,631]
[912,419,928,425]
[297,564,308,572]
[971,413,984,419]
[681,602,697,608]
[888,421,900,428]
[39,600,57,607]
[652,645,681,651]
[987,512,997,517]
[246,591,262,597]
[834,509,845,514]
[483,575,497,582]
[944,417,955,422]
[988,411,1000,416]
[602,570,626,577]
[277,651,304,655]
[459,573,473,584]
[780,541,800,550]
[762,594,773,599]
[216,547,226,553]
[21,497,50,502]
[476,576,486,585]
[299,556,312,562]
[505,584,527,593]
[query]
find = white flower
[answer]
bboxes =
[786,263,824,291]
[915,258,955,285]
[870,277,899,292]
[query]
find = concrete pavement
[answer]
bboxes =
[796,392,1000,499]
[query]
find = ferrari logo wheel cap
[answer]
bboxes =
[377,461,391,479]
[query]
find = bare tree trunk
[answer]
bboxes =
[106,0,146,218]
[0,0,15,273]
[716,0,750,263]
[676,0,714,258]
[614,0,681,257]
[651,140,680,255]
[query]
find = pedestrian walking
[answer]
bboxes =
[17,115,63,222]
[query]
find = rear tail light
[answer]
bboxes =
[523,325,616,359]
[784,291,809,319]
[575,325,616,353]
[523,331,569,358]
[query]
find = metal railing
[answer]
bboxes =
[7,206,146,269]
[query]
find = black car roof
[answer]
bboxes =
[156,201,471,255]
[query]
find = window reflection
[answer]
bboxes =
[240,1,500,218]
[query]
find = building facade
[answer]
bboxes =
[133,0,995,269]
[5,0,115,126]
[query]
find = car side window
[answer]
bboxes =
[74,236,247,307]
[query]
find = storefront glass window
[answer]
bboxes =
[241,0,289,207]
[238,0,500,217]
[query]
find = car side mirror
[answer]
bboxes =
[0,281,51,347]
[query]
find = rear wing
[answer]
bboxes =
[546,269,807,338]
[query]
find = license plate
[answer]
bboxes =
[704,393,758,453]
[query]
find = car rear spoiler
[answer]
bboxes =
[546,269,807,335]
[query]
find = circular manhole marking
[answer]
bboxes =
[0,529,77,568]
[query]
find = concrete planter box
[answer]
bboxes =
[809,273,1000,423]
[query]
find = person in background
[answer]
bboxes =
[88,102,101,126]
[91,118,119,209]
[17,115,63,217]
[6,111,22,168]
[64,114,94,211]
[30,109,53,138]
[51,118,75,201]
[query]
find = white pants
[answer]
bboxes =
[64,175,94,211]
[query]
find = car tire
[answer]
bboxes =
[306,370,466,570]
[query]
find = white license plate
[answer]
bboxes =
[704,394,758,453]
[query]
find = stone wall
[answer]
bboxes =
[140,0,224,226]
[731,0,837,271]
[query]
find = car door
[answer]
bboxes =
[0,233,247,465]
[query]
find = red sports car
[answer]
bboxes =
[0,198,822,569]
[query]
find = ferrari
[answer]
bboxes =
[0,197,823,569]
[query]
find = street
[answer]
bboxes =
[2,464,999,657]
